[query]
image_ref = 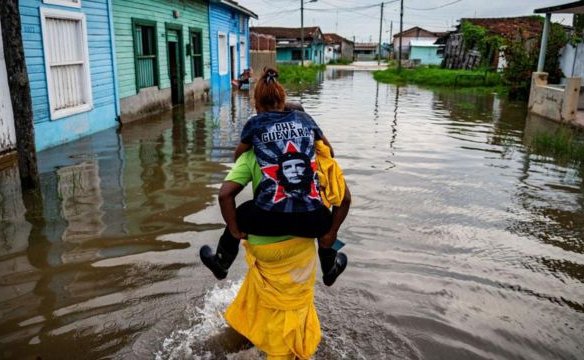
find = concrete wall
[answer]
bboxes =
[528,72,581,124]
[112,0,210,123]
[20,0,118,151]
[559,43,584,79]
[0,20,16,153]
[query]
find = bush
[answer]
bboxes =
[328,58,353,65]
[277,64,326,84]
[373,66,502,89]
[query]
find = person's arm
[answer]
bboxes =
[319,185,351,248]
[234,142,251,161]
[218,181,247,239]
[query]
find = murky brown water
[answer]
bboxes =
[1,69,583,359]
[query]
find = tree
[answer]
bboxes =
[0,0,39,189]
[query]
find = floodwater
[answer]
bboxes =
[1,69,583,360]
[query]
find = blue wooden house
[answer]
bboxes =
[251,26,325,65]
[19,0,119,151]
[209,0,257,97]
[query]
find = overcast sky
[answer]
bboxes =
[238,0,573,43]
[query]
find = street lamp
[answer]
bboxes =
[301,0,317,67]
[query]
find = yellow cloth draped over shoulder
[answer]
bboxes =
[223,140,346,359]
[225,238,320,359]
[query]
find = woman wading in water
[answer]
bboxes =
[200,68,351,358]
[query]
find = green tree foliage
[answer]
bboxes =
[502,19,568,100]
[460,21,503,68]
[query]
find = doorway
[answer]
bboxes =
[166,27,184,105]
[230,45,237,81]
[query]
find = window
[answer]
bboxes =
[218,32,228,75]
[190,29,203,79]
[40,8,92,120]
[291,50,302,61]
[133,19,158,89]
[239,15,247,33]
[43,0,81,8]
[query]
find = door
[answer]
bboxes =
[166,28,184,105]
[230,45,237,81]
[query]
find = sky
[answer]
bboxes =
[238,0,573,43]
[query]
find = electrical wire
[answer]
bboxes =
[406,0,463,11]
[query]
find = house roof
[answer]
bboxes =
[393,26,445,38]
[460,17,543,41]
[534,0,584,14]
[250,26,322,41]
[212,0,258,19]
[323,33,353,45]
[410,39,440,47]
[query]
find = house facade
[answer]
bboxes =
[393,26,444,60]
[354,43,378,61]
[251,26,325,65]
[323,33,354,63]
[409,40,443,65]
[112,0,210,123]
[19,0,119,151]
[209,0,257,96]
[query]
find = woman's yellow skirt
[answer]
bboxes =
[224,237,321,360]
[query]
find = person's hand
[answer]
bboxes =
[319,231,337,248]
[229,226,247,240]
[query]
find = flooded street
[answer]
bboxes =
[1,69,583,359]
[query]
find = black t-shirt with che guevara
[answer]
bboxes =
[241,110,324,213]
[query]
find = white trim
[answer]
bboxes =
[218,31,228,75]
[239,36,247,70]
[40,7,93,120]
[43,0,82,8]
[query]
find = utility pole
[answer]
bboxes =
[0,0,39,190]
[378,2,384,66]
[301,0,305,67]
[398,0,404,72]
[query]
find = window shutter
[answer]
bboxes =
[41,9,92,119]
[46,18,86,110]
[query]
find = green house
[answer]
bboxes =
[250,26,325,65]
[112,0,210,123]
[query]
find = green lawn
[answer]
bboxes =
[373,66,504,92]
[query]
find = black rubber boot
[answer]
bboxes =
[200,231,239,280]
[318,247,348,286]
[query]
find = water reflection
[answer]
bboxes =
[1,70,583,359]
[0,100,239,358]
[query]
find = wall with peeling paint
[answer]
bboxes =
[0,20,17,154]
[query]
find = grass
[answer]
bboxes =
[530,128,584,165]
[278,64,326,84]
[373,66,504,93]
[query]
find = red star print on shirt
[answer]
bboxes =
[261,141,320,204]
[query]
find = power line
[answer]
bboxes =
[406,0,463,11]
